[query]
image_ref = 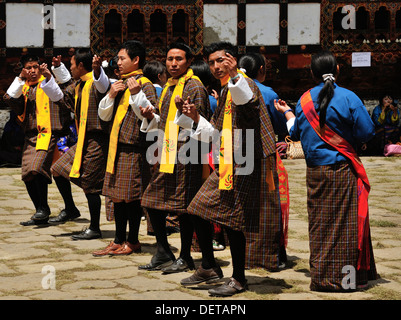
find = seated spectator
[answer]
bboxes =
[370,94,400,154]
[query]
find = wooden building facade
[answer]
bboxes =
[0,0,400,104]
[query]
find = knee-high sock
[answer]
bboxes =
[178,213,194,261]
[85,193,101,231]
[53,175,77,212]
[34,174,50,213]
[148,209,175,260]
[189,215,216,269]
[126,200,142,244]
[225,227,246,283]
[113,202,127,244]
[24,179,40,211]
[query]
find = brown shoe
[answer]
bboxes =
[208,277,247,297]
[92,241,122,257]
[109,241,141,256]
[180,265,223,286]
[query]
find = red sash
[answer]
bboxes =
[277,151,289,248]
[300,90,371,270]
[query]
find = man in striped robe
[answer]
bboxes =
[176,42,282,297]
[3,54,75,226]
[139,42,211,272]
[50,49,109,240]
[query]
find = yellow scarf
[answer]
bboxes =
[69,72,94,178]
[106,70,151,174]
[159,69,200,173]
[21,75,52,151]
[218,70,248,190]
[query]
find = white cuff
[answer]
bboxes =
[130,90,154,122]
[93,67,110,94]
[51,63,71,84]
[6,77,25,98]
[98,94,115,121]
[40,76,63,102]
[140,113,160,132]
[174,110,194,129]
[192,115,216,143]
[286,117,296,133]
[227,74,253,106]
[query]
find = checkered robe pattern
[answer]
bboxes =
[187,78,284,270]
[141,77,211,214]
[4,83,72,183]
[307,162,377,291]
[102,78,157,202]
[51,79,108,194]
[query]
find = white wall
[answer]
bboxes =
[6,3,44,47]
[53,4,91,48]
[204,4,238,45]
[246,4,280,46]
[288,3,321,45]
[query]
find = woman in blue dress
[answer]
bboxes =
[274,50,377,292]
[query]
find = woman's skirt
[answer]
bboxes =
[307,162,377,291]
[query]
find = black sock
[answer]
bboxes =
[34,174,50,213]
[85,193,101,232]
[113,202,127,244]
[189,215,216,269]
[148,209,175,260]
[126,200,142,244]
[25,179,40,211]
[225,227,246,283]
[178,213,194,261]
[54,176,77,213]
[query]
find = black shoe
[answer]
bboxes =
[31,208,50,221]
[208,277,248,297]
[71,227,102,240]
[20,219,49,226]
[161,257,195,274]
[49,208,81,223]
[138,254,174,271]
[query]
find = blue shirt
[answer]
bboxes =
[209,95,218,114]
[371,104,400,128]
[254,79,288,138]
[290,83,375,166]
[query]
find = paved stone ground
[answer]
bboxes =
[0,156,400,302]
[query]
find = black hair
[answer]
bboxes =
[311,50,337,128]
[20,54,40,67]
[204,42,237,60]
[238,52,265,79]
[190,59,213,88]
[143,60,166,84]
[74,48,93,72]
[119,40,146,69]
[167,42,194,61]
[378,93,394,107]
[104,55,119,79]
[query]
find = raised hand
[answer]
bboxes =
[39,63,52,80]
[92,55,102,79]
[181,97,200,123]
[127,77,142,95]
[222,52,238,79]
[108,80,126,99]
[52,55,62,68]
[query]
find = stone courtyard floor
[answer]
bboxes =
[0,157,400,309]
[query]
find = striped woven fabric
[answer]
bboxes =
[307,162,377,291]
[187,78,283,270]
[51,132,108,194]
[141,78,211,214]
[21,133,58,183]
[102,144,150,202]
